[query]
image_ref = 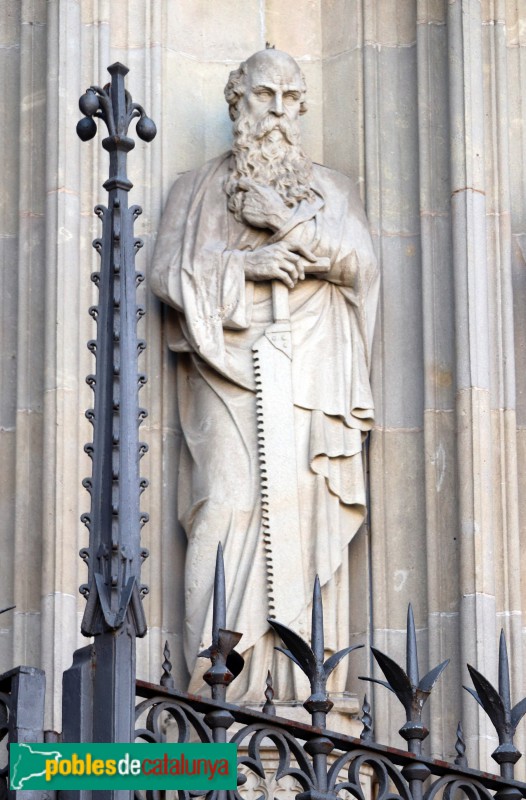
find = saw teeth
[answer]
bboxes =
[254,339,280,622]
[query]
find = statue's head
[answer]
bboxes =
[224,49,307,124]
[224,49,314,221]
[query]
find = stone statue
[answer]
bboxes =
[150,48,379,701]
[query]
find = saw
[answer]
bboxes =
[252,260,329,623]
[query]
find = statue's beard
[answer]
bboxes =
[225,113,315,224]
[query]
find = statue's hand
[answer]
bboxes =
[237,179,291,231]
[244,241,317,289]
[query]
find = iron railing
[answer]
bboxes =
[132,545,526,800]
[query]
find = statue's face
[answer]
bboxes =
[239,51,303,130]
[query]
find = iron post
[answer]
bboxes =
[75,62,155,798]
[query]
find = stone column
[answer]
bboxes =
[481,0,524,764]
[448,0,497,765]
[12,0,48,675]
[416,0,460,761]
[0,0,22,669]
[362,0,428,749]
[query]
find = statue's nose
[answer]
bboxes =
[271,94,284,116]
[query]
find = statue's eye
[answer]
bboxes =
[283,92,300,104]
[254,89,272,101]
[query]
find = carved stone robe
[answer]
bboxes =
[151,152,379,699]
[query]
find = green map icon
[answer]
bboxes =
[11,743,63,790]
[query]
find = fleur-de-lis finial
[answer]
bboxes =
[465,630,526,779]
[77,64,156,144]
[360,605,449,755]
[269,575,363,728]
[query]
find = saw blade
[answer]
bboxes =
[253,318,307,623]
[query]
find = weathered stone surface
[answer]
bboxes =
[322,50,365,180]
[363,47,420,236]
[371,234,424,428]
[265,0,322,57]
[364,0,417,47]
[322,0,362,56]
[164,0,263,61]
[0,429,15,673]
[369,429,426,631]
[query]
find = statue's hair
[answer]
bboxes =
[224,59,308,121]
[224,64,248,121]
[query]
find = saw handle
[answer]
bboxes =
[272,255,331,322]
[272,280,290,323]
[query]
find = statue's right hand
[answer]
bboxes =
[244,242,317,289]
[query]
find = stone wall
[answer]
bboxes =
[1,0,525,771]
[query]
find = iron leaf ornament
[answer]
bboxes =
[465,630,526,779]
[360,604,449,754]
[269,575,363,727]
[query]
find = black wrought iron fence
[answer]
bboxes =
[134,680,526,800]
[132,545,526,800]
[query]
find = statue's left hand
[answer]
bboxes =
[237,179,291,231]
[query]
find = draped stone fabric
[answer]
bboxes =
[151,152,379,697]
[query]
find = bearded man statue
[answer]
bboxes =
[150,48,379,702]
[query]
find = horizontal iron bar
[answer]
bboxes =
[135,680,526,793]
